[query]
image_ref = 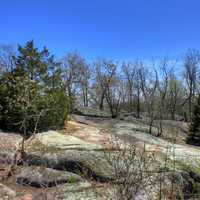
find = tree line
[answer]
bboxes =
[1,41,200,138]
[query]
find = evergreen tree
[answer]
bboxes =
[0,40,69,135]
[187,94,200,145]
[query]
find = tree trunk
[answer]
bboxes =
[136,88,140,118]
[99,90,105,110]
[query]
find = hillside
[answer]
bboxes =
[0,114,200,199]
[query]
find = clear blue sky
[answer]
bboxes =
[0,0,200,60]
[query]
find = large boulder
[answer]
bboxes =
[24,131,114,182]
[0,132,22,165]
[113,121,200,167]
[16,166,83,188]
[64,121,110,146]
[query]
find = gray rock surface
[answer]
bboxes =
[0,132,22,165]
[16,166,83,187]
[24,131,114,182]
[0,183,16,200]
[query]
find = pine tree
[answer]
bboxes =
[0,40,69,135]
[187,94,200,145]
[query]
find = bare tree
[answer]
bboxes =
[78,61,91,107]
[135,65,142,118]
[62,52,89,109]
[0,45,15,76]
[183,49,200,121]
[94,59,108,110]
[139,63,158,134]
[167,72,184,120]
[95,59,121,117]
[62,53,79,97]
[156,59,173,136]
[122,61,142,118]
[122,62,136,112]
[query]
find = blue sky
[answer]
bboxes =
[0,0,200,60]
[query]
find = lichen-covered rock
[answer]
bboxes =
[0,132,22,165]
[0,183,16,199]
[64,121,110,146]
[113,122,200,168]
[25,131,114,181]
[16,166,83,188]
[55,184,113,200]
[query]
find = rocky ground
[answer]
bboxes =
[1,114,200,199]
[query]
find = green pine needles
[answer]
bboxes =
[0,40,70,136]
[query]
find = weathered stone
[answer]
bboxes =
[113,122,200,167]
[0,132,22,165]
[0,183,16,199]
[25,131,114,182]
[16,166,83,188]
[55,184,113,200]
